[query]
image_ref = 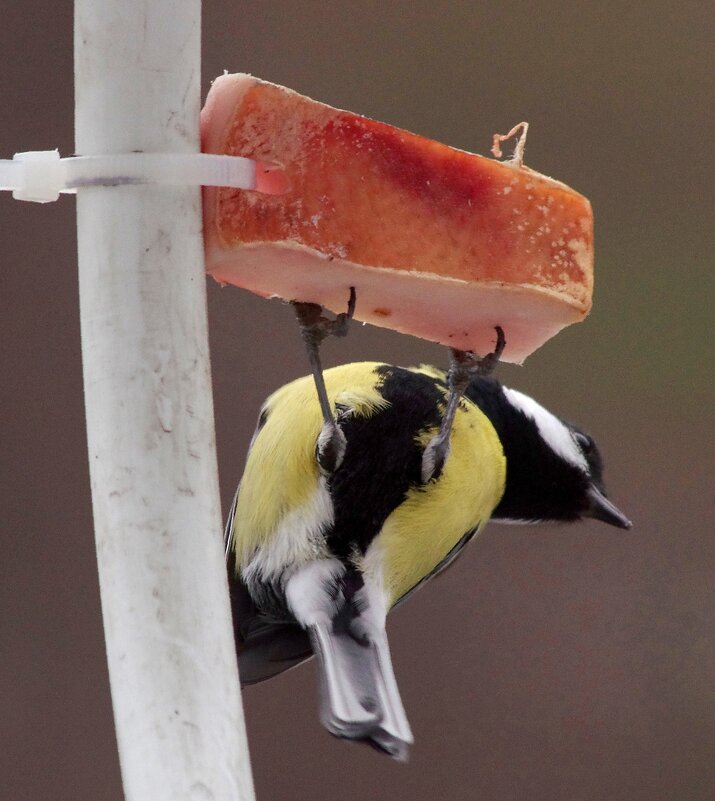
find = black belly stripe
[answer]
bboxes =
[325,365,444,560]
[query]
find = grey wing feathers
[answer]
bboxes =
[238,619,313,685]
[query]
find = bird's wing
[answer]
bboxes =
[226,526,313,686]
[237,619,313,686]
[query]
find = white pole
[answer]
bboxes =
[74,2,255,800]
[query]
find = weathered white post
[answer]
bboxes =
[74,2,255,799]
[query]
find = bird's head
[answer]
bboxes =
[477,383,631,530]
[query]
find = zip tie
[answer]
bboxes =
[0,150,270,203]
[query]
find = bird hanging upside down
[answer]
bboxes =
[225,292,631,761]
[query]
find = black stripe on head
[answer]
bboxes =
[325,365,443,559]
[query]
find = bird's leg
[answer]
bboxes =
[421,326,506,483]
[292,287,356,473]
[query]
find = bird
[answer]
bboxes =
[225,349,631,760]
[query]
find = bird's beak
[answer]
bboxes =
[586,486,632,529]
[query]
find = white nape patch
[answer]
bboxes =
[503,388,588,472]
[241,478,334,586]
[285,558,345,627]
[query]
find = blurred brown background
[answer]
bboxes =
[1,2,713,800]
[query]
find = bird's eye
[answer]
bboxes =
[575,432,594,453]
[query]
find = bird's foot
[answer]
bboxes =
[292,287,356,349]
[292,288,356,474]
[422,326,506,483]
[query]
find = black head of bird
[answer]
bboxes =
[464,377,631,529]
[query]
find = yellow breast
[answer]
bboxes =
[364,399,506,605]
[230,362,389,567]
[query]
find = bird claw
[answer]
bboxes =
[293,287,356,345]
[449,326,506,382]
[332,286,357,338]
[475,325,506,376]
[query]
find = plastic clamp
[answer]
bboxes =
[0,150,281,203]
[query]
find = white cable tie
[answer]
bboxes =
[0,150,260,203]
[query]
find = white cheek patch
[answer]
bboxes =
[503,387,588,472]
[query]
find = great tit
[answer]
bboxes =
[225,359,631,760]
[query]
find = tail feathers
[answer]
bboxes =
[308,622,413,760]
[284,558,413,759]
[309,624,382,736]
[370,630,413,760]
